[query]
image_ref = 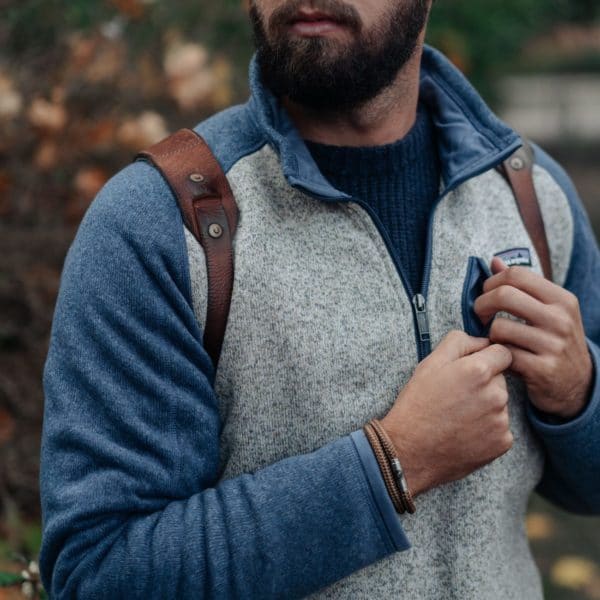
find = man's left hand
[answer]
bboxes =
[474,257,594,420]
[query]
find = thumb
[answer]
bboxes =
[491,256,509,275]
[431,330,491,365]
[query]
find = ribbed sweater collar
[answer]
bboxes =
[304,103,437,188]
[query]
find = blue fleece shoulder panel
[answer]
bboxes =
[533,143,600,338]
[39,161,407,598]
[525,144,600,515]
[193,102,267,174]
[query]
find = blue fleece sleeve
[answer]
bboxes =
[524,145,600,515]
[38,162,410,600]
[350,430,409,549]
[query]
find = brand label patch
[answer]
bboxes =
[494,247,532,267]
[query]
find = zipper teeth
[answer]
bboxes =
[352,199,427,360]
[352,201,415,298]
[350,146,521,360]
[420,142,524,300]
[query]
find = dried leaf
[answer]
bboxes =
[0,409,16,445]
[168,70,215,111]
[551,556,598,590]
[73,167,109,202]
[525,512,555,541]
[0,171,12,217]
[110,0,146,20]
[33,141,59,171]
[0,75,22,120]
[27,98,67,134]
[86,119,118,150]
[210,56,234,110]
[117,111,168,150]
[164,42,209,80]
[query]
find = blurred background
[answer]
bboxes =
[0,0,598,598]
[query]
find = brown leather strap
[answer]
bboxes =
[136,129,239,370]
[498,142,553,281]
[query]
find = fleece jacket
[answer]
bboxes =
[39,45,600,599]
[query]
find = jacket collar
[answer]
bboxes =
[246,44,522,201]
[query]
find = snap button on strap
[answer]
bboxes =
[208,223,223,238]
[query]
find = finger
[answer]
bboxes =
[474,285,552,328]
[503,343,539,378]
[486,373,509,411]
[432,330,490,363]
[491,256,509,275]
[461,343,513,379]
[483,264,565,305]
[489,317,558,355]
[491,373,508,393]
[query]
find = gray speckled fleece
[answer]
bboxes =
[185,145,573,600]
[38,44,600,599]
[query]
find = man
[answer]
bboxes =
[39,0,600,597]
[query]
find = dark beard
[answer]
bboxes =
[249,0,430,112]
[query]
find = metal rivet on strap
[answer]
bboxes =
[509,157,525,171]
[208,223,223,238]
[189,173,205,183]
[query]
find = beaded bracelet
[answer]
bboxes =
[363,418,416,515]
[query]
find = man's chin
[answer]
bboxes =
[270,41,350,74]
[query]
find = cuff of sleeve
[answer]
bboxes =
[527,337,600,437]
[350,429,410,552]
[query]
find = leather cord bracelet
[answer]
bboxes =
[363,419,417,515]
[363,422,405,513]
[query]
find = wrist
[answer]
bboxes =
[552,354,594,420]
[379,415,429,498]
[364,419,416,514]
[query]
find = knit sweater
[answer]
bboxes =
[305,103,441,295]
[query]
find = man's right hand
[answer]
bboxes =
[380,330,514,498]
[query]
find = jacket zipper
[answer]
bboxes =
[352,199,433,361]
[347,144,523,362]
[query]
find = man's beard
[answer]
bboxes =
[249,0,430,112]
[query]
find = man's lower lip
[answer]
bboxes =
[290,20,346,36]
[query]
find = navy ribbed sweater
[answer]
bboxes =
[305,103,441,294]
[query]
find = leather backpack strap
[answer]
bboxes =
[136,128,239,370]
[497,141,553,281]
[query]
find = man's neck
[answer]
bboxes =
[281,42,425,148]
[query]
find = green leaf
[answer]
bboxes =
[0,570,24,586]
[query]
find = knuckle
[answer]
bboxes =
[551,336,568,355]
[565,291,580,313]
[496,285,514,304]
[491,343,512,365]
[551,309,572,335]
[471,360,490,382]
[505,267,522,286]
[489,318,503,340]
[493,419,508,441]
[547,354,562,374]
[501,431,514,453]
[497,372,508,390]
[448,329,467,343]
[494,388,509,410]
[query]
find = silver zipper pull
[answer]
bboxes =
[412,294,430,342]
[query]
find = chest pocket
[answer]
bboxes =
[462,256,493,337]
